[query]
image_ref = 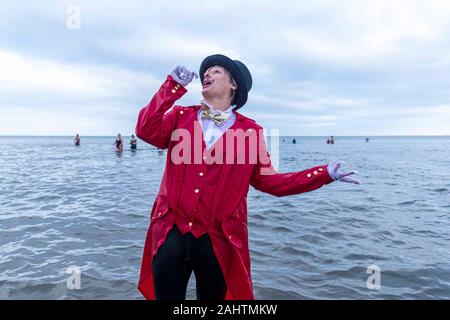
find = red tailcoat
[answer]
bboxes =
[136,76,334,300]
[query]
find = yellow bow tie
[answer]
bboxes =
[200,104,230,126]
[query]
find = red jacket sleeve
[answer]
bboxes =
[135,75,187,149]
[250,128,334,197]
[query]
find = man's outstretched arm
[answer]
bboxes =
[250,130,360,197]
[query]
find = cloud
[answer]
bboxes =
[0,0,450,135]
[0,48,164,135]
[0,48,165,101]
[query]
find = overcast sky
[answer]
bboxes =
[1,0,449,136]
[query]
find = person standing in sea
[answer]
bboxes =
[74,134,80,146]
[135,54,361,300]
[114,133,123,152]
[130,134,138,150]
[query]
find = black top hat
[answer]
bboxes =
[199,54,252,110]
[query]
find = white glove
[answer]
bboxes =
[327,160,361,184]
[170,65,198,87]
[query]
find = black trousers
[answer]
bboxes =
[152,225,227,300]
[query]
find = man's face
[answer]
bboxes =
[201,65,236,101]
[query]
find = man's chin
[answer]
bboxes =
[201,88,212,98]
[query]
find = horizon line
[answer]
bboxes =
[0,134,449,137]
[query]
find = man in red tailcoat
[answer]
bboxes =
[135,54,361,300]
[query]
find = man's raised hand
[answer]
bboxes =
[170,65,198,87]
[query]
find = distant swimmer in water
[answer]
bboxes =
[74,134,80,146]
[130,134,138,150]
[292,138,296,144]
[365,138,370,143]
[114,133,123,152]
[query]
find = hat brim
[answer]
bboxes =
[199,54,249,108]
